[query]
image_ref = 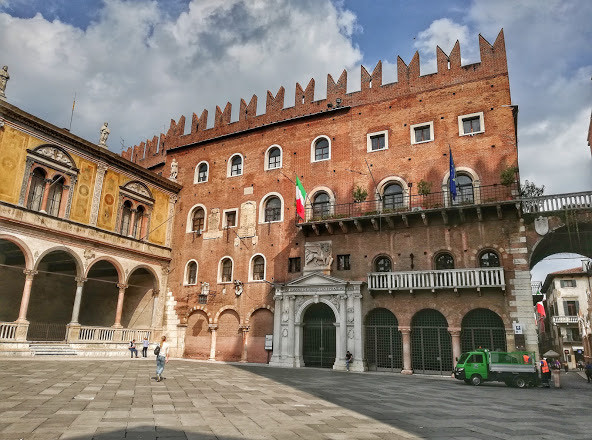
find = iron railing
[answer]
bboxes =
[0,322,18,340]
[300,183,517,223]
[368,267,505,291]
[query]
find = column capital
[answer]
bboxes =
[399,326,411,335]
[116,283,128,290]
[287,295,296,301]
[239,325,250,332]
[75,277,87,286]
[208,324,218,331]
[97,162,109,173]
[448,327,461,337]
[23,269,38,279]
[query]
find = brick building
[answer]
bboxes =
[121,29,538,374]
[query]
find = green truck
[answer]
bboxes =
[453,349,539,388]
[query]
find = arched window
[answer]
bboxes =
[192,207,205,232]
[197,163,208,183]
[221,258,233,282]
[435,252,454,270]
[375,256,392,272]
[252,255,265,280]
[186,261,197,285]
[383,183,404,210]
[479,251,500,268]
[230,155,243,176]
[453,174,474,205]
[312,192,330,218]
[267,147,282,170]
[264,196,281,222]
[120,201,133,235]
[46,175,64,216]
[313,137,330,161]
[27,168,46,212]
[133,205,145,239]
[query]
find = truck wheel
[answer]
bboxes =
[470,374,482,386]
[514,376,527,388]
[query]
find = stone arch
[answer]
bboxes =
[85,256,124,283]
[32,144,76,168]
[34,246,83,278]
[461,308,507,352]
[186,305,212,323]
[306,186,336,220]
[0,233,33,270]
[214,305,243,325]
[121,180,153,199]
[295,297,340,325]
[441,165,481,206]
[411,308,453,375]
[246,307,275,363]
[216,307,242,361]
[445,302,507,329]
[246,304,274,323]
[529,221,592,269]
[126,264,159,291]
[364,307,403,371]
[123,265,160,328]
[184,308,212,359]
[469,243,505,266]
[375,175,410,209]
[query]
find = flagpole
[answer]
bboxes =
[69,92,76,131]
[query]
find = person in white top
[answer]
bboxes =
[155,335,170,382]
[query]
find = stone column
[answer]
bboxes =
[286,295,296,365]
[69,277,87,324]
[150,290,159,328]
[89,163,108,226]
[449,327,462,367]
[64,175,77,219]
[336,294,347,370]
[113,283,127,328]
[352,293,365,371]
[128,209,137,237]
[16,269,37,323]
[39,179,52,213]
[270,295,282,364]
[240,325,250,362]
[165,195,178,247]
[18,158,34,206]
[209,324,218,361]
[400,326,412,374]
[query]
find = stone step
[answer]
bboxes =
[29,343,78,356]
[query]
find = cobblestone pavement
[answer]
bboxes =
[0,358,590,440]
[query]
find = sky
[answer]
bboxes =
[0,0,590,280]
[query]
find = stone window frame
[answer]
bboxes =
[249,253,267,282]
[306,186,336,221]
[114,181,154,240]
[288,257,301,273]
[184,260,199,286]
[410,121,434,145]
[222,208,238,229]
[227,153,244,177]
[19,144,79,219]
[258,192,284,224]
[186,203,208,234]
[478,249,501,268]
[373,254,393,272]
[264,145,283,171]
[310,135,332,163]
[375,176,410,211]
[441,166,481,207]
[218,256,235,284]
[194,161,209,184]
[366,130,389,153]
[458,111,485,137]
[434,251,455,270]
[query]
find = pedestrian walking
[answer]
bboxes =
[585,361,592,383]
[142,337,149,358]
[155,335,170,382]
[345,351,353,371]
[129,340,138,358]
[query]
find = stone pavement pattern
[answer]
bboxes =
[0,359,590,440]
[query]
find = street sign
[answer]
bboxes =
[264,334,273,350]
[513,322,524,334]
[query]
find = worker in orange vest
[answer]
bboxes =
[540,358,551,387]
[523,354,531,363]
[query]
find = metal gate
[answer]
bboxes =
[302,303,336,368]
[411,309,452,375]
[365,308,402,372]
[461,308,507,352]
[27,322,67,341]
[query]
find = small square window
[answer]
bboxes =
[560,279,576,288]
[289,257,301,273]
[458,112,485,136]
[337,254,350,271]
[366,130,388,152]
[410,121,434,145]
[224,210,237,228]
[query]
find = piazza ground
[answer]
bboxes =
[0,359,590,440]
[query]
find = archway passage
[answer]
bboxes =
[216,310,242,361]
[28,250,78,341]
[80,260,119,327]
[302,303,336,368]
[247,308,274,363]
[411,309,452,375]
[122,267,157,328]
[0,239,26,322]
[364,308,402,372]
[529,222,592,269]
[461,309,507,352]
[184,311,211,359]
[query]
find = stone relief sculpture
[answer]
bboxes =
[98,122,110,147]
[201,282,210,295]
[234,280,243,296]
[169,158,178,182]
[304,241,333,270]
[0,66,9,99]
[36,146,74,167]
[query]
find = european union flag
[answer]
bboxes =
[449,147,457,201]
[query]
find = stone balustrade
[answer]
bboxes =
[368,267,505,292]
[522,191,592,214]
[552,315,579,324]
[0,322,18,340]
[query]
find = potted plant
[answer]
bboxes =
[353,185,368,203]
[417,179,432,196]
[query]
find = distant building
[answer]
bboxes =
[541,260,592,367]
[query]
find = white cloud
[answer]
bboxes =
[0,0,362,150]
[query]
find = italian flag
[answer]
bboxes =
[296,177,306,221]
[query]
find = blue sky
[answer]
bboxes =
[1,0,590,279]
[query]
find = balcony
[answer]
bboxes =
[368,267,505,293]
[522,191,592,214]
[552,316,579,325]
[298,183,518,234]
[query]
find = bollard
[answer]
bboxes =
[552,369,561,388]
